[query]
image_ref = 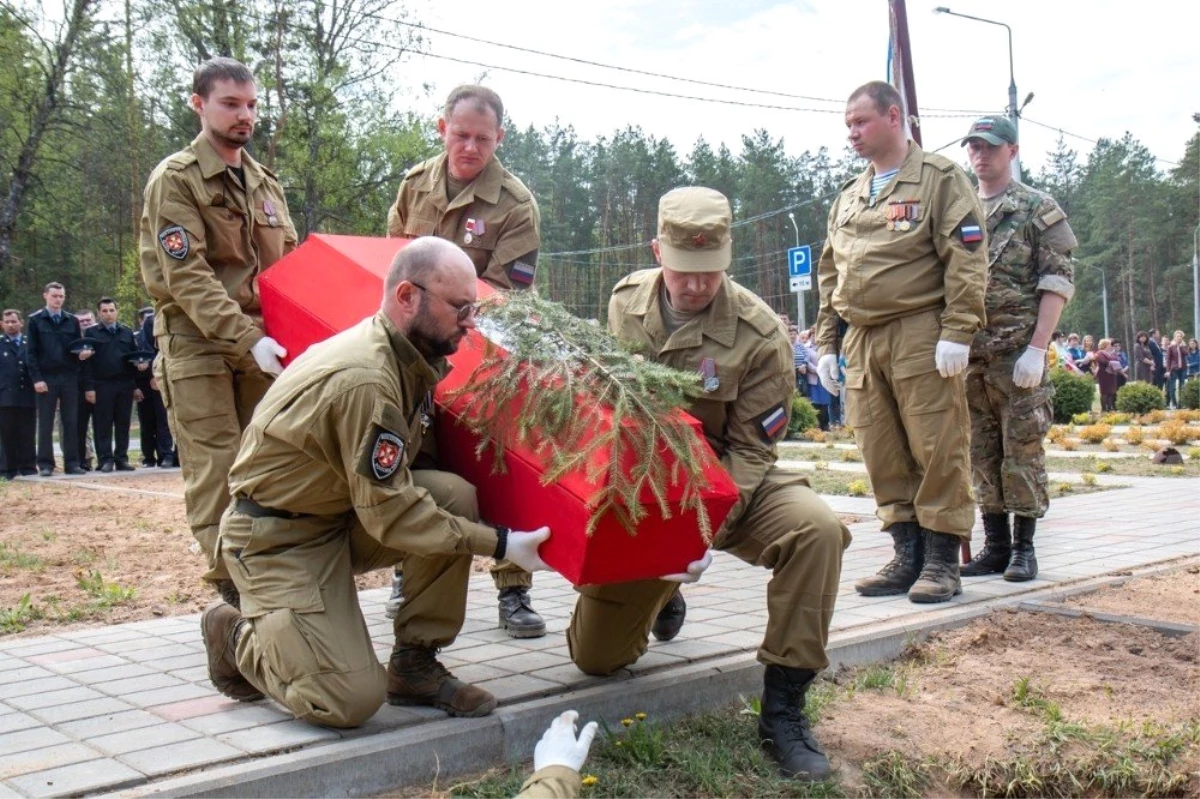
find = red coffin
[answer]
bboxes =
[259,234,739,585]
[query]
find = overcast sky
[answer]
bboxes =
[399,0,1196,177]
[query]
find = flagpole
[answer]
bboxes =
[889,0,922,146]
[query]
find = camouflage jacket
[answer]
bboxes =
[971,180,1076,359]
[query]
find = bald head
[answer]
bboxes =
[384,236,474,297]
[382,237,480,358]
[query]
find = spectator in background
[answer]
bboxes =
[1132,330,1154,383]
[1111,339,1129,390]
[1047,331,1064,370]
[1,309,37,479]
[789,326,808,398]
[1147,328,1165,392]
[25,282,85,476]
[1166,330,1187,408]
[803,332,832,430]
[70,309,98,471]
[1065,333,1085,369]
[1092,339,1120,412]
[82,297,138,472]
[1187,337,1199,378]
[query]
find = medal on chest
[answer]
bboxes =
[699,357,719,392]
[886,199,920,231]
[464,217,485,245]
[263,199,279,227]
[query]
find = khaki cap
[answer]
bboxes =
[657,187,732,273]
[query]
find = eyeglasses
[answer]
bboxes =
[409,280,479,322]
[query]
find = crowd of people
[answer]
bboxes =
[1048,328,1199,411]
[0,293,175,481]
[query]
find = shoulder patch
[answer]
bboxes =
[1034,204,1066,231]
[359,426,406,481]
[165,152,197,171]
[754,402,789,443]
[158,225,190,260]
[509,260,536,285]
[958,214,984,251]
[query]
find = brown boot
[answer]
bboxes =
[201,601,263,702]
[386,645,496,717]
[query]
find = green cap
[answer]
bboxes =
[656,187,732,273]
[961,116,1018,146]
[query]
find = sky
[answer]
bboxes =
[395,0,1197,177]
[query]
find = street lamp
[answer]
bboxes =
[787,212,805,330]
[934,6,1023,182]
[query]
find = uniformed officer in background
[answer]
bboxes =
[959,116,1076,583]
[201,237,551,728]
[140,56,298,606]
[576,187,850,782]
[82,297,139,472]
[0,309,36,479]
[385,84,546,638]
[25,282,86,476]
[815,80,987,604]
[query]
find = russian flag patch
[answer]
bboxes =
[958,214,984,250]
[757,403,788,443]
[510,261,536,285]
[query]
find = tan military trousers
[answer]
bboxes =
[156,333,273,582]
[966,353,1054,518]
[222,470,479,728]
[841,309,975,538]
[567,469,850,675]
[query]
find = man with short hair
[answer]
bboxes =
[140,56,298,605]
[386,84,546,637]
[202,237,552,729]
[0,310,36,479]
[585,187,850,782]
[958,116,1076,584]
[815,81,988,604]
[25,283,86,476]
[82,297,140,472]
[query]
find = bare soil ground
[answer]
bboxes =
[1063,565,1200,624]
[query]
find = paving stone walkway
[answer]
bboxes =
[1,473,1197,797]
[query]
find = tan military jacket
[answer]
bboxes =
[517,766,581,799]
[815,142,987,356]
[227,312,498,557]
[140,134,297,355]
[608,270,794,527]
[971,180,1076,358]
[386,152,541,290]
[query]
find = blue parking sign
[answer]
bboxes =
[788,246,811,277]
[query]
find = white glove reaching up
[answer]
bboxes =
[934,340,970,378]
[506,526,551,573]
[662,549,712,583]
[817,354,840,396]
[251,336,288,376]
[533,710,599,773]
[1012,346,1047,389]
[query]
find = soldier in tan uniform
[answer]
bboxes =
[574,187,851,781]
[385,85,546,638]
[200,237,552,727]
[815,81,987,604]
[139,57,297,606]
[959,116,1075,583]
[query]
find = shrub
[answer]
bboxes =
[788,396,819,438]
[1101,438,1120,451]
[1157,420,1200,445]
[1071,411,1094,425]
[1046,425,1068,444]
[1175,409,1199,422]
[1077,424,1112,444]
[847,479,870,496]
[1049,368,1095,423]
[1188,447,1200,460]
[1060,439,1078,451]
[1116,381,1165,414]
[1136,409,1169,425]
[1181,379,1200,410]
[1095,461,1112,473]
[804,428,827,443]
[1124,427,1144,445]
[1099,412,1132,425]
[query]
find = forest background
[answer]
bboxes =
[1,0,1197,346]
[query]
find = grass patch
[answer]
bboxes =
[1044,456,1200,478]
[76,571,138,607]
[0,594,44,634]
[860,751,931,799]
[0,542,45,573]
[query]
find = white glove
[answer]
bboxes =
[533,710,598,773]
[1012,346,1047,389]
[934,340,970,378]
[662,549,712,583]
[251,336,288,376]
[505,526,551,573]
[817,354,840,396]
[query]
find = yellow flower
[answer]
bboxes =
[635,712,647,720]
[582,775,599,786]
[621,717,633,727]
[615,741,623,747]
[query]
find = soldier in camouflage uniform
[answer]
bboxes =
[960,116,1076,582]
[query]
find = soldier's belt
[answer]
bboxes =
[234,496,308,520]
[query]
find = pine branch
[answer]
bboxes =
[445,291,719,540]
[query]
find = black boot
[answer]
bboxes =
[854,522,924,596]
[907,530,963,603]
[1004,516,1039,582]
[758,665,831,781]
[651,590,686,642]
[385,569,404,620]
[497,587,546,638]
[960,512,1011,577]
[214,579,241,610]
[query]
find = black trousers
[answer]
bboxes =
[36,374,78,470]
[136,387,173,464]
[94,381,134,465]
[76,389,92,466]
[0,406,36,476]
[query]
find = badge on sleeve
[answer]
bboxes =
[958,214,984,251]
[755,402,789,443]
[364,428,406,481]
[158,225,189,260]
[510,261,536,285]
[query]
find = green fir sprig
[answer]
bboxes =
[446,291,719,539]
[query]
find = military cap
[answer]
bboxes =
[657,187,732,273]
[123,350,156,367]
[68,338,99,355]
[962,116,1018,146]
